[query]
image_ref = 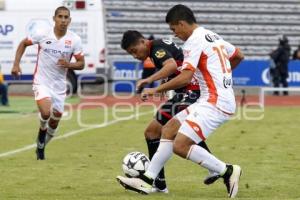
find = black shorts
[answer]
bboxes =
[156,90,200,125]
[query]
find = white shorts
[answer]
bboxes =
[32,84,66,113]
[175,101,232,143]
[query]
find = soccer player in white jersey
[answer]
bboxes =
[11,6,85,160]
[117,4,244,198]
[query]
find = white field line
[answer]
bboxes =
[0,111,153,158]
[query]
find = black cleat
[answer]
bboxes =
[36,147,45,160]
[36,129,46,160]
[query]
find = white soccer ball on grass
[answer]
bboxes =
[122,151,150,177]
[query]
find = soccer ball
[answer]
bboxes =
[122,151,150,177]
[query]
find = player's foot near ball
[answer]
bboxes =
[223,165,242,198]
[116,176,155,195]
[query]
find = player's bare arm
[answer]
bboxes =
[12,38,33,77]
[57,55,85,70]
[155,68,194,92]
[141,69,194,100]
[136,58,177,90]
[230,48,244,70]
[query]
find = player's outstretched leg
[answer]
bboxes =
[198,141,221,185]
[146,139,168,193]
[36,128,47,160]
[222,165,242,198]
[145,120,168,193]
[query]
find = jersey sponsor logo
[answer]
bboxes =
[65,40,72,48]
[155,49,166,58]
[205,34,221,43]
[223,76,232,88]
[44,48,69,56]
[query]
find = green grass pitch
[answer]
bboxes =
[0,96,300,200]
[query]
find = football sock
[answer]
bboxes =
[146,138,167,190]
[39,113,48,131]
[37,128,46,147]
[198,141,211,153]
[187,144,226,174]
[45,126,56,145]
[144,139,173,180]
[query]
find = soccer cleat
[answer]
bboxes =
[154,177,168,193]
[116,176,155,195]
[203,172,221,185]
[35,145,45,160]
[36,129,46,160]
[223,165,242,198]
[152,187,169,194]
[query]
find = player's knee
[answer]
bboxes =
[144,126,160,139]
[161,119,180,140]
[173,133,194,158]
[161,126,176,140]
[48,109,62,127]
[40,111,50,120]
[173,137,186,158]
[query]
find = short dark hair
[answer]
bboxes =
[165,4,196,25]
[121,30,144,50]
[54,6,70,16]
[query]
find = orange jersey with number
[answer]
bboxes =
[181,27,238,114]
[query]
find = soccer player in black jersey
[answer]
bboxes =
[120,30,218,193]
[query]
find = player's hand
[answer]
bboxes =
[11,65,22,78]
[57,58,70,68]
[136,78,151,92]
[141,88,157,101]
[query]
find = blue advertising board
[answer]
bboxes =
[233,60,300,86]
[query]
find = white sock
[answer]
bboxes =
[45,126,57,145]
[144,139,173,180]
[39,113,48,130]
[187,144,226,174]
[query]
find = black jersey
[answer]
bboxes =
[148,39,198,92]
[149,39,183,70]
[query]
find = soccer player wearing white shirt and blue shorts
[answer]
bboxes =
[117,4,244,198]
[12,6,85,160]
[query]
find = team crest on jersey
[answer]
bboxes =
[155,50,166,58]
[65,40,72,48]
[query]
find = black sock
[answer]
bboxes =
[146,138,167,190]
[38,129,46,144]
[222,165,233,179]
[198,141,211,153]
[139,173,154,185]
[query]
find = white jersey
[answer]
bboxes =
[181,27,238,114]
[27,27,83,93]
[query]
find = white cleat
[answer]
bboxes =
[116,176,155,195]
[224,165,242,198]
[152,187,169,194]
